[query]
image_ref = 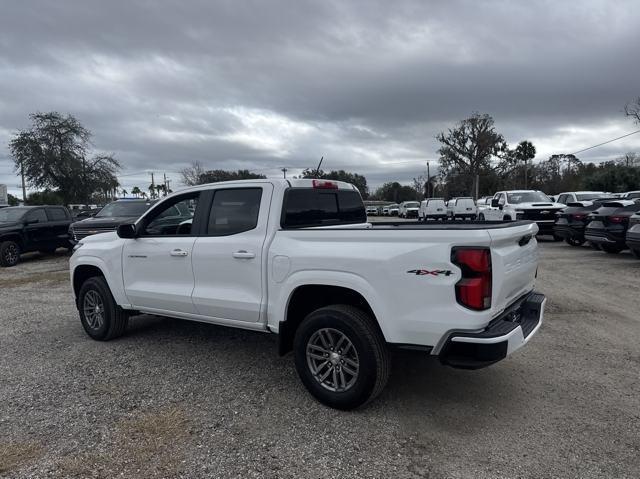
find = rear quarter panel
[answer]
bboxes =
[268,228,502,348]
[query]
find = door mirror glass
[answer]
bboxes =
[117,223,137,239]
[491,198,499,208]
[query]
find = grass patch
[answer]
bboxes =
[0,270,69,289]
[0,442,43,474]
[56,407,191,478]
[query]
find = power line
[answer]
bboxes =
[570,129,640,155]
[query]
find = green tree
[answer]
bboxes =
[8,112,120,204]
[180,162,266,186]
[131,186,141,198]
[7,194,20,206]
[436,112,507,198]
[583,162,640,192]
[372,182,419,202]
[26,189,65,205]
[299,168,369,198]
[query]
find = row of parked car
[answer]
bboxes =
[0,199,158,267]
[365,189,640,258]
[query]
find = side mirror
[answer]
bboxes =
[491,199,499,208]
[117,223,137,239]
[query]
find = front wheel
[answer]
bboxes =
[293,305,390,410]
[601,244,624,254]
[0,241,21,267]
[566,238,585,247]
[78,276,129,340]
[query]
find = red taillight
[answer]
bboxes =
[312,179,338,189]
[451,247,492,311]
[609,216,625,223]
[572,213,587,221]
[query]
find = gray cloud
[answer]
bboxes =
[1,0,639,196]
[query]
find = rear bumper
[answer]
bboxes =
[585,229,626,246]
[626,230,640,250]
[438,291,545,369]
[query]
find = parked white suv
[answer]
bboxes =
[70,179,545,409]
[447,197,477,220]
[555,191,610,206]
[418,198,447,221]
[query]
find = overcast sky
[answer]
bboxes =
[1,0,639,197]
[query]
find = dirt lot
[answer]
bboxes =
[1,243,639,478]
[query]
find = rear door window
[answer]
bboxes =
[207,188,262,236]
[46,207,68,221]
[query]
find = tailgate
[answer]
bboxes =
[487,222,539,316]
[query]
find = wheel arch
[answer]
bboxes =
[0,234,24,249]
[72,264,106,301]
[277,283,385,356]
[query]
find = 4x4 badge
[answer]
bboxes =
[407,269,453,276]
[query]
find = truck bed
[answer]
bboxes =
[368,220,535,230]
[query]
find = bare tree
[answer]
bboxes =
[180,161,205,186]
[624,97,640,125]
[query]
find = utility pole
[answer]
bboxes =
[163,173,168,196]
[20,160,27,204]
[150,172,155,199]
[281,167,288,179]
[314,156,324,177]
[475,174,480,201]
[524,159,528,189]
[426,161,431,198]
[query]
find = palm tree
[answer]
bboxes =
[148,184,156,199]
[141,191,147,199]
[131,186,141,198]
[121,188,128,197]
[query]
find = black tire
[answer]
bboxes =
[39,248,58,255]
[503,216,512,222]
[78,276,129,341]
[552,234,563,242]
[293,305,390,410]
[566,237,585,247]
[0,240,21,267]
[589,242,601,251]
[601,244,624,254]
[478,213,485,221]
[631,248,640,259]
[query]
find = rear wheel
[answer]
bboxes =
[503,216,512,222]
[553,234,563,242]
[0,241,21,267]
[78,276,129,340]
[566,237,585,247]
[601,244,624,254]
[631,248,640,259]
[293,305,390,410]
[478,213,485,221]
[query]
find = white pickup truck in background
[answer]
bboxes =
[70,178,545,409]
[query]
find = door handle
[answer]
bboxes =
[170,249,189,257]
[232,250,256,259]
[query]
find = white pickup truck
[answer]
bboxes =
[70,179,545,409]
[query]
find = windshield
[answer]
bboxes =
[576,193,610,200]
[405,202,419,208]
[507,192,551,204]
[0,208,27,222]
[96,201,151,218]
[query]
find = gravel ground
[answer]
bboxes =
[1,242,639,478]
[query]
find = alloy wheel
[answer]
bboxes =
[306,328,359,392]
[83,290,105,330]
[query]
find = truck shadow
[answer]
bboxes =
[124,314,534,432]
